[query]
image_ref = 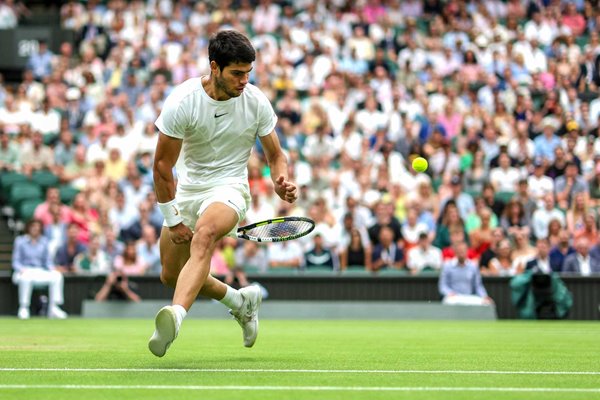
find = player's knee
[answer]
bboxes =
[191,224,219,251]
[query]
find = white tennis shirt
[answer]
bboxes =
[155,77,277,190]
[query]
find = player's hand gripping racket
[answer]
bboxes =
[237,217,315,242]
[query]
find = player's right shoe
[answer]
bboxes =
[148,306,179,357]
[230,285,262,348]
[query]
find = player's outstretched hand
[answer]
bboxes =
[169,223,193,244]
[274,175,298,204]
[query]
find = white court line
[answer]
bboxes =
[0,368,599,375]
[0,385,599,392]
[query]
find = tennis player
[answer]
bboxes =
[148,30,297,357]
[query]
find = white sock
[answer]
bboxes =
[172,304,187,328]
[220,285,244,310]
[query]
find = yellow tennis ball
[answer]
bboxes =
[412,157,428,172]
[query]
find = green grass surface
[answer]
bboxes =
[0,319,599,399]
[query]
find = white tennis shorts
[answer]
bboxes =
[168,183,251,237]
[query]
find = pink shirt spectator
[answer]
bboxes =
[34,203,72,226]
[437,113,463,139]
[114,255,147,276]
[562,14,586,37]
[460,64,482,83]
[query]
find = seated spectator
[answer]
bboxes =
[20,131,55,175]
[69,192,99,244]
[304,233,335,270]
[511,231,538,272]
[109,189,139,239]
[549,230,576,272]
[468,207,495,259]
[563,237,600,276]
[11,219,67,319]
[34,187,71,226]
[555,161,589,210]
[525,238,553,274]
[406,232,443,275]
[234,241,268,283]
[500,198,531,240]
[531,194,565,240]
[43,203,67,260]
[245,188,275,224]
[267,240,304,269]
[371,226,404,271]
[574,212,599,244]
[440,175,475,222]
[340,227,372,271]
[547,218,563,248]
[0,129,21,171]
[95,241,146,302]
[566,192,589,235]
[121,200,161,242]
[514,179,538,223]
[73,234,110,275]
[465,197,499,235]
[401,207,429,253]
[54,223,87,273]
[527,159,554,205]
[136,224,161,275]
[102,229,125,265]
[490,152,521,193]
[439,241,493,305]
[479,228,505,272]
[368,200,403,247]
[210,238,235,280]
[441,227,478,261]
[434,201,466,249]
[486,238,518,277]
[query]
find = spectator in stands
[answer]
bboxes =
[500,198,531,240]
[368,200,403,247]
[69,192,98,244]
[563,237,600,276]
[479,228,506,273]
[73,234,110,275]
[53,129,76,167]
[406,232,442,275]
[528,159,554,204]
[531,194,566,240]
[490,152,521,193]
[304,233,335,270]
[267,240,303,270]
[566,192,589,235]
[486,238,518,277]
[54,223,86,273]
[434,201,466,249]
[371,226,404,271]
[525,238,553,274]
[135,224,161,275]
[95,241,146,302]
[469,207,495,260]
[550,229,576,272]
[439,241,493,306]
[574,212,599,244]
[245,189,275,224]
[109,189,139,240]
[340,227,372,271]
[547,218,563,248]
[27,40,53,81]
[555,161,589,210]
[12,219,67,319]
[0,129,20,171]
[235,240,268,277]
[441,175,475,222]
[20,131,55,175]
[102,228,124,265]
[34,187,71,226]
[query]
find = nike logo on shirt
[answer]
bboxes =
[214,113,228,118]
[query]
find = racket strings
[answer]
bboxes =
[245,220,313,239]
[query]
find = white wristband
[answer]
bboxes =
[158,199,184,227]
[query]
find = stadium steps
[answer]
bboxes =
[0,218,14,271]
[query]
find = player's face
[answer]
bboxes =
[214,62,252,99]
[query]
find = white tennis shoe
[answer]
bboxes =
[148,306,179,357]
[230,285,262,348]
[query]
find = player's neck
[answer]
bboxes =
[202,75,231,101]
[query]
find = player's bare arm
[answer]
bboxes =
[260,131,297,203]
[153,132,193,244]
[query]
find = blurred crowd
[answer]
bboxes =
[2,0,600,300]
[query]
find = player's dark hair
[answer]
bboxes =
[208,30,256,70]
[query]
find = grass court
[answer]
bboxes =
[0,318,599,400]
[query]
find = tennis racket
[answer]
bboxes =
[237,216,315,242]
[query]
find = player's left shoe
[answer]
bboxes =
[148,306,179,357]
[230,285,262,348]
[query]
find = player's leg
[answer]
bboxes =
[150,203,240,357]
[158,224,234,299]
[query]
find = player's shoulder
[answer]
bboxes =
[243,83,272,104]
[167,78,204,103]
